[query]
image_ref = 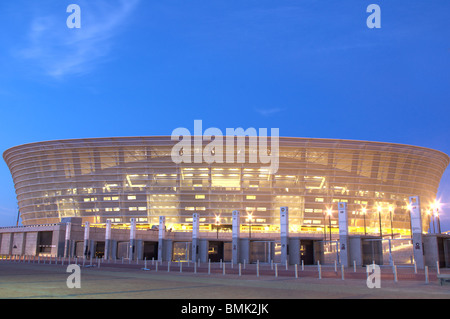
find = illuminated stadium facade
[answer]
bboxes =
[3,136,449,237]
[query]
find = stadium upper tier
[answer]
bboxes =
[3,136,449,235]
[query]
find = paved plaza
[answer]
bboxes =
[0,260,449,299]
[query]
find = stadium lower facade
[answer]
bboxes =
[3,136,449,237]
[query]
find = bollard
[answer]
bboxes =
[239,263,242,276]
[393,265,398,283]
[271,260,273,270]
[425,266,429,284]
[318,263,322,279]
[194,261,197,274]
[295,264,298,279]
[208,259,211,275]
[286,261,288,271]
[436,261,440,275]
[98,258,100,269]
[414,261,417,274]
[152,257,154,266]
[353,260,356,272]
[334,260,337,273]
[275,264,278,278]
[341,264,345,280]
[223,262,225,276]
[168,261,171,272]
[180,262,182,273]
[243,259,246,270]
[301,259,304,271]
[257,260,260,277]
[220,259,222,269]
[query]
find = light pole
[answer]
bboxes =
[215,215,220,239]
[362,207,367,236]
[427,209,432,234]
[327,208,332,241]
[377,206,382,238]
[433,200,441,234]
[248,213,253,239]
[407,203,413,237]
[389,206,394,239]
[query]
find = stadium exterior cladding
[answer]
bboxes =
[3,136,449,236]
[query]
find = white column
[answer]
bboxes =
[280,207,289,265]
[105,219,112,260]
[129,218,136,260]
[83,222,90,258]
[409,196,425,269]
[232,210,240,264]
[192,213,199,262]
[64,222,71,258]
[338,202,349,267]
[158,216,166,262]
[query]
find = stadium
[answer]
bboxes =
[3,136,449,236]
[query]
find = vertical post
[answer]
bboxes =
[341,264,345,280]
[239,263,242,276]
[295,264,298,279]
[275,263,278,278]
[64,222,72,258]
[105,219,112,260]
[158,216,166,262]
[425,266,429,284]
[338,202,349,267]
[280,207,289,266]
[409,196,425,270]
[192,213,199,263]
[318,263,322,279]
[393,265,398,283]
[129,218,136,261]
[257,260,260,277]
[436,261,440,275]
[83,222,90,260]
[232,210,240,265]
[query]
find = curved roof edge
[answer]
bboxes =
[3,135,450,164]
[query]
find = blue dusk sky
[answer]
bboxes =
[0,1,449,230]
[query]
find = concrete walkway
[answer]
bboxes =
[0,261,449,299]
